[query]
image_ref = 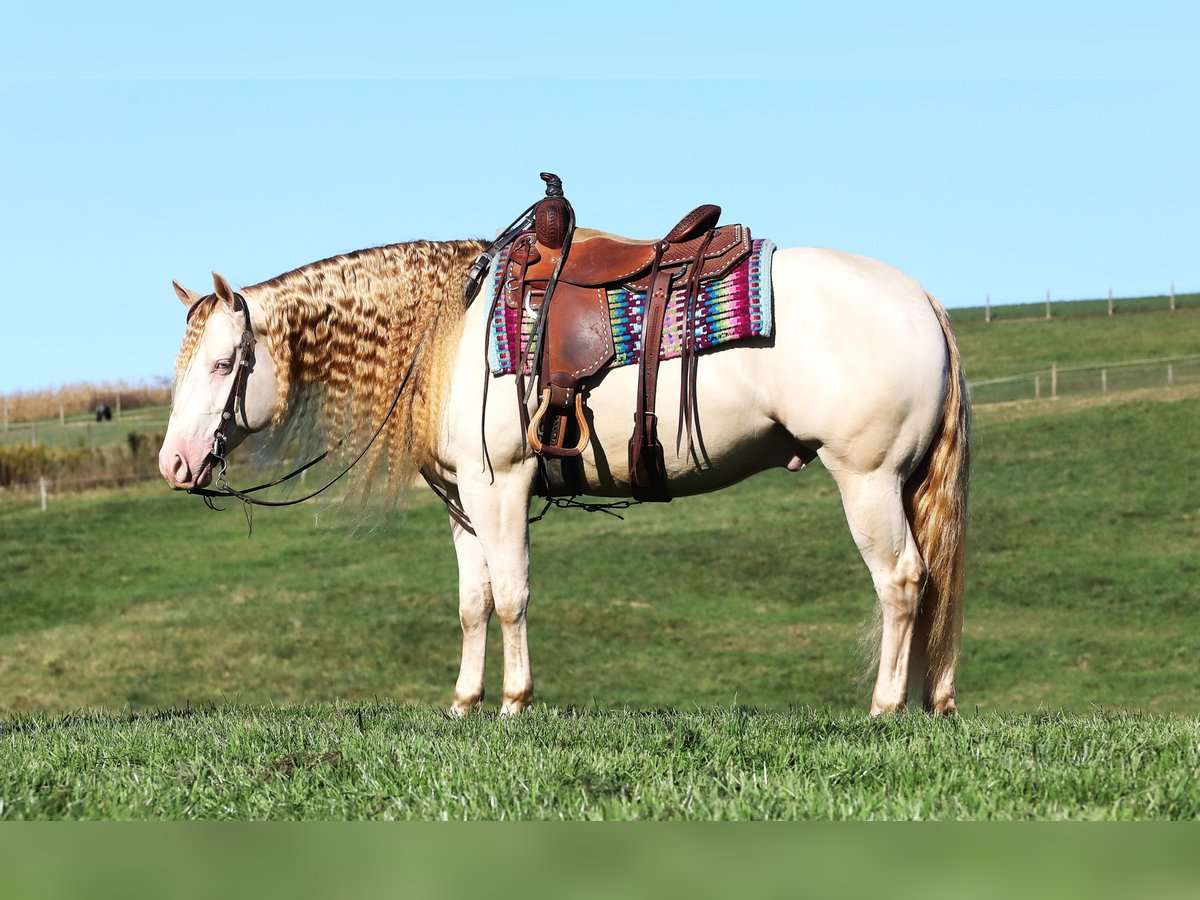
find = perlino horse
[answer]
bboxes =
[159,237,969,716]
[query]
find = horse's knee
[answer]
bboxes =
[491,577,529,626]
[458,590,493,634]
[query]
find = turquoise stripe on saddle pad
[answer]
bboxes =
[486,239,775,376]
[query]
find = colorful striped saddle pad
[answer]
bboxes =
[487,238,776,376]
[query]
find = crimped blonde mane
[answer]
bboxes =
[177,240,486,496]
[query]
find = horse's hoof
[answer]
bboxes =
[928,699,958,717]
[500,696,532,716]
[449,696,482,718]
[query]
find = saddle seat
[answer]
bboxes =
[560,202,719,282]
[509,205,749,293]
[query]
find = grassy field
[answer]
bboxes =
[1,301,1198,819]
[3,704,1197,819]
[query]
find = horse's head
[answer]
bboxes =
[158,272,279,490]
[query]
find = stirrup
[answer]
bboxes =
[527,389,590,456]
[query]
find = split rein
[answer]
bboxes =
[189,295,636,531]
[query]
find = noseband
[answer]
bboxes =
[187,292,421,510]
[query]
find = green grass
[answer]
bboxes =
[3,704,1197,820]
[3,304,1199,819]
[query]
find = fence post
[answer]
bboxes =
[1168,364,1175,387]
[1051,363,1058,399]
[1108,288,1113,316]
[40,477,47,512]
[1045,291,1051,320]
[1035,375,1041,399]
[985,294,991,323]
[1170,283,1176,312]
[59,399,65,425]
[1101,368,1107,394]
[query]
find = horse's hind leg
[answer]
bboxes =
[828,466,928,714]
[449,517,493,716]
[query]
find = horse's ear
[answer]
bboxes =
[212,272,237,307]
[172,280,201,308]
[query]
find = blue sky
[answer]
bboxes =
[1,3,1196,393]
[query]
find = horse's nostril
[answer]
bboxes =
[162,453,191,486]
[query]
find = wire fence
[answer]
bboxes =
[968,354,1200,405]
[951,288,1199,323]
[0,408,168,450]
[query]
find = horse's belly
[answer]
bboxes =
[570,346,801,498]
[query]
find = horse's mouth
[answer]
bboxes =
[191,457,216,489]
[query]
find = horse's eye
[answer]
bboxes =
[214,358,233,374]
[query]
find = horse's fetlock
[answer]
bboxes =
[451,690,484,716]
[500,688,533,716]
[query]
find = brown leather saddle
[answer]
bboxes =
[470,174,752,501]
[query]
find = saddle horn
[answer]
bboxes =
[535,173,570,250]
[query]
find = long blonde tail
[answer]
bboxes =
[906,295,971,713]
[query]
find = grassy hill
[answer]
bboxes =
[1,299,1197,818]
[951,301,1200,382]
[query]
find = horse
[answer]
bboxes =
[159,236,970,717]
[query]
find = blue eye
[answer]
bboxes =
[214,359,233,374]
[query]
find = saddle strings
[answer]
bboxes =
[677,229,716,463]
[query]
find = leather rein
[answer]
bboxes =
[188,292,420,510]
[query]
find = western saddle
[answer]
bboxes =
[466,174,752,501]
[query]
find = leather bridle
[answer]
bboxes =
[196,292,257,496]
[187,291,421,510]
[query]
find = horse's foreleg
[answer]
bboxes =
[829,466,928,715]
[459,475,535,716]
[449,517,493,716]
